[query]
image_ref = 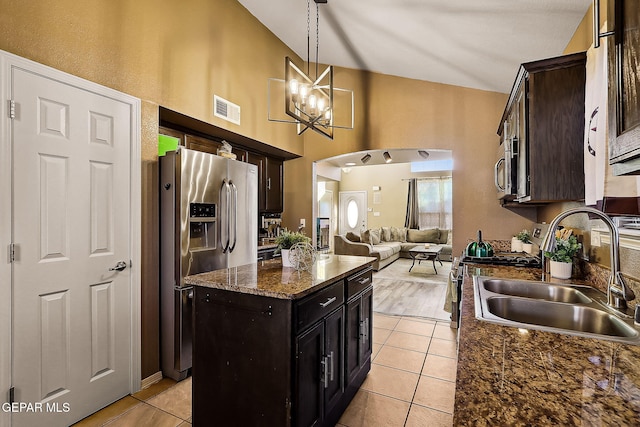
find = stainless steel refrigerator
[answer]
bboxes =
[160,147,258,380]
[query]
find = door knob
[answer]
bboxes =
[108,261,127,272]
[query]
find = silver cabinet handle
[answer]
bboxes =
[319,297,337,308]
[267,177,271,190]
[321,355,329,388]
[109,261,127,272]
[357,276,370,285]
[328,351,334,382]
[360,318,370,342]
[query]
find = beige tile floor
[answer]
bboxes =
[74,314,456,427]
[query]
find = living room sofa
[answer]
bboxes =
[334,226,452,271]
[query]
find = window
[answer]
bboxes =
[417,177,452,230]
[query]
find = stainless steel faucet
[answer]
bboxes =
[540,207,635,310]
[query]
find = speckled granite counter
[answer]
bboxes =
[184,254,376,299]
[454,264,640,426]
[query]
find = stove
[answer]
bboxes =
[461,252,542,268]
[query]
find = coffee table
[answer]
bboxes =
[408,245,443,273]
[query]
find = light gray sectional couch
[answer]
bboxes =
[334,226,452,271]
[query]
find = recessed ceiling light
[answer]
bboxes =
[418,150,429,159]
[383,151,392,163]
[345,162,356,166]
[361,153,371,164]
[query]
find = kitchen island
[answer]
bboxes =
[455,264,640,425]
[185,254,376,427]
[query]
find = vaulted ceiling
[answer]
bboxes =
[238,0,591,94]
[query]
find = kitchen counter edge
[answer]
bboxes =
[184,254,376,300]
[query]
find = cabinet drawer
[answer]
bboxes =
[295,281,344,333]
[346,267,373,300]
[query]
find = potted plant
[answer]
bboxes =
[275,229,311,267]
[511,229,531,252]
[543,228,582,279]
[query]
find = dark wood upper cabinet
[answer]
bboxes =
[184,134,223,155]
[265,157,284,213]
[608,0,640,175]
[498,52,586,204]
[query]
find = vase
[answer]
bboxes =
[511,237,523,252]
[522,243,533,254]
[281,249,294,268]
[550,260,572,279]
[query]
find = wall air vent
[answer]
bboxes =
[213,95,240,125]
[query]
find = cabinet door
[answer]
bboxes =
[295,323,324,427]
[514,85,529,201]
[608,0,640,174]
[345,297,362,384]
[324,307,345,416]
[247,152,266,211]
[184,134,222,155]
[265,157,284,212]
[360,288,373,363]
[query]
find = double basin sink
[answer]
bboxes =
[474,276,640,344]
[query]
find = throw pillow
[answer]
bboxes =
[390,226,407,242]
[380,226,391,242]
[345,232,361,242]
[407,228,439,243]
[370,228,381,245]
[360,229,371,244]
[439,229,450,245]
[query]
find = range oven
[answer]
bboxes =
[461,253,542,268]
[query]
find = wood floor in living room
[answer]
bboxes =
[74,259,457,426]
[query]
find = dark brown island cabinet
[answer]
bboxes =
[188,257,374,426]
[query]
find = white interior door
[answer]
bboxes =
[339,191,367,235]
[10,65,133,426]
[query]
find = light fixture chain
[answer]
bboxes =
[315,1,319,79]
[306,0,310,75]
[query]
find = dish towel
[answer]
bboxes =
[443,270,456,313]
[584,31,640,207]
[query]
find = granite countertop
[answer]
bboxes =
[454,264,640,426]
[184,254,376,300]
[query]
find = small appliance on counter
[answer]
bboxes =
[260,213,282,239]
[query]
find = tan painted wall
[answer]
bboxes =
[337,163,452,230]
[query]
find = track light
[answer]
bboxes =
[383,151,392,163]
[361,153,371,164]
[418,150,429,159]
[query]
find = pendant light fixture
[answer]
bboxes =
[268,0,353,139]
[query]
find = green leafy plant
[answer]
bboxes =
[516,229,531,243]
[274,229,311,254]
[544,231,582,263]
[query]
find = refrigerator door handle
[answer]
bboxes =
[229,180,238,252]
[221,179,231,253]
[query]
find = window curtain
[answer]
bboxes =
[404,178,419,229]
[416,177,452,230]
[405,177,452,230]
